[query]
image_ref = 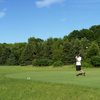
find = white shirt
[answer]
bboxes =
[75,56,82,65]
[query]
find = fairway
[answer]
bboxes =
[1,66,100,100]
[7,69,100,88]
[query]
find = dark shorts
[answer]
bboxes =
[76,65,81,71]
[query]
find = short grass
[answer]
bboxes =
[0,65,100,100]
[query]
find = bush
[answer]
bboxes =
[91,56,100,67]
[82,61,93,68]
[53,61,63,67]
[20,61,32,66]
[6,53,18,65]
[32,58,53,66]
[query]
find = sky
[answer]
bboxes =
[0,0,100,43]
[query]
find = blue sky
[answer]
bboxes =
[0,0,100,43]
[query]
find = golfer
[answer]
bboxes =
[75,54,85,76]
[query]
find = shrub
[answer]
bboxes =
[32,58,53,66]
[20,61,32,66]
[91,56,100,67]
[53,61,63,67]
[82,61,93,68]
[6,53,17,65]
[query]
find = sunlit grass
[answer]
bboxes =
[0,66,100,100]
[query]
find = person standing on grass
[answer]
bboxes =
[75,54,85,76]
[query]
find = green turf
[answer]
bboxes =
[7,69,100,88]
[0,66,100,100]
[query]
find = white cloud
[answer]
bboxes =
[0,8,7,18]
[35,0,65,8]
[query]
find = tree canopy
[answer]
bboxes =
[0,25,100,67]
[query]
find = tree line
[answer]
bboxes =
[0,25,100,67]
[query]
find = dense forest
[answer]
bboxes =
[0,25,100,67]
